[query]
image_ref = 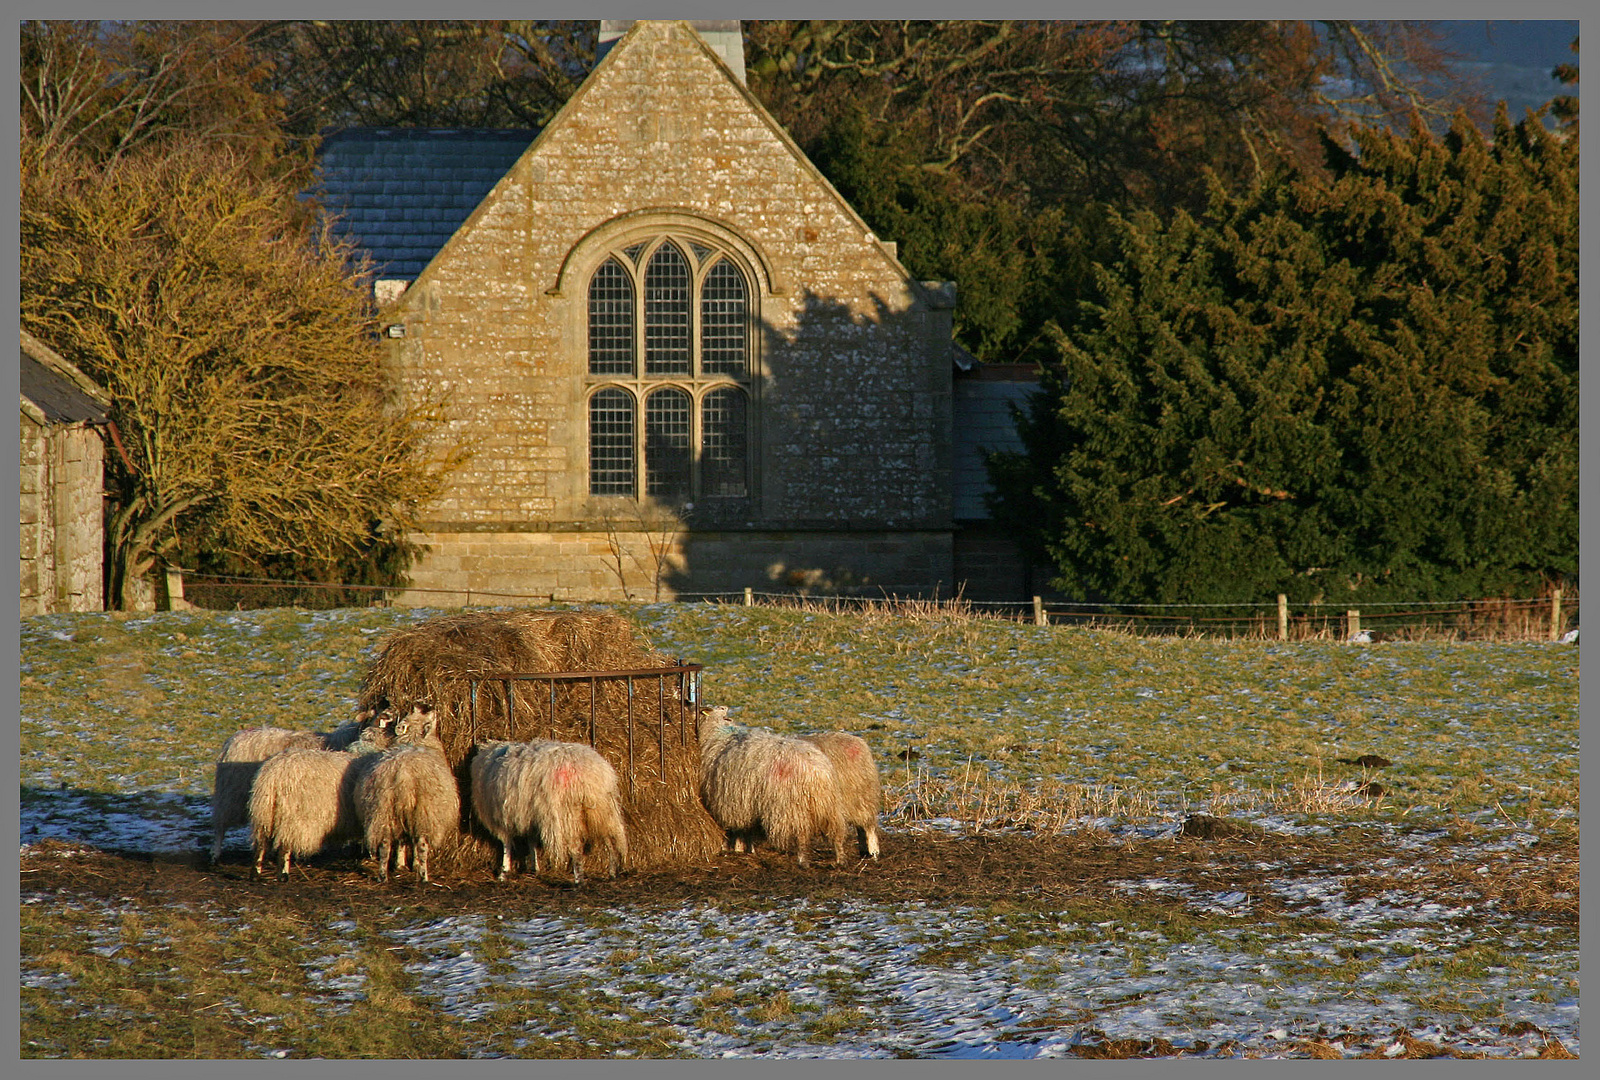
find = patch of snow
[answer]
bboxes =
[357,897,1580,1060]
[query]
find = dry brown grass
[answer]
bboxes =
[881,754,1402,836]
[1294,1040,1346,1059]
[745,589,1576,643]
[757,593,989,628]
[357,609,725,872]
[1355,1030,1487,1059]
[886,761,1161,834]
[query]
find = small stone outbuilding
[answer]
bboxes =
[20,328,111,615]
[318,19,1043,604]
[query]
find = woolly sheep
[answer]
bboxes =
[469,738,629,884]
[248,747,365,879]
[697,705,846,867]
[801,731,882,859]
[354,704,460,884]
[210,711,396,864]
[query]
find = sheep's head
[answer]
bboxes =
[696,704,730,739]
[394,702,440,745]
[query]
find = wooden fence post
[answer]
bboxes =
[1551,588,1562,641]
[163,566,190,611]
[1277,594,1289,641]
[1346,609,1360,639]
[744,586,754,607]
[1033,596,1046,627]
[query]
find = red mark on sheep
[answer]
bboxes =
[553,762,578,789]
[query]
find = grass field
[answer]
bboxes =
[18,602,1581,1059]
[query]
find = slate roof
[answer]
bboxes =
[951,367,1039,521]
[20,330,110,425]
[314,128,539,279]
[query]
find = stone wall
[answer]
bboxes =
[20,410,105,615]
[384,21,955,602]
[394,526,955,606]
[951,523,1045,604]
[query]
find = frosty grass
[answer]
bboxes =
[19,604,1580,1058]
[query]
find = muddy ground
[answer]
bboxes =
[21,830,1580,1059]
[22,829,1579,929]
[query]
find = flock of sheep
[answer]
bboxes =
[210,698,885,883]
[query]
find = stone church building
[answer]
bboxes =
[318,20,1037,605]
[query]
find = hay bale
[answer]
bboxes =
[358,609,724,872]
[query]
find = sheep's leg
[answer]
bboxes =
[569,847,583,885]
[415,836,430,884]
[531,841,542,876]
[279,849,292,881]
[253,843,267,878]
[211,826,225,865]
[495,839,511,881]
[795,828,809,867]
[862,823,881,860]
[375,839,391,883]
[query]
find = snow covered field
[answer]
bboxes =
[19,605,1580,1059]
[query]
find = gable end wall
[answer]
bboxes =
[384,21,955,601]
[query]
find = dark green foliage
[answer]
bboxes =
[988,110,1578,604]
[176,524,424,610]
[1549,35,1578,135]
[805,109,1069,362]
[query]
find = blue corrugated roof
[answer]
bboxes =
[314,128,539,279]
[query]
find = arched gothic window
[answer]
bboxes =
[586,235,752,500]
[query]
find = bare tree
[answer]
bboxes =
[599,505,689,602]
[262,19,595,133]
[746,20,1478,210]
[19,20,307,178]
[21,138,460,609]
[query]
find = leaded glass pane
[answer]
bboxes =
[587,258,634,375]
[589,388,635,496]
[645,388,692,499]
[701,258,747,375]
[644,242,691,375]
[701,387,748,498]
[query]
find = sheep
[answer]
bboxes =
[210,711,397,864]
[800,731,883,859]
[469,738,629,884]
[697,705,847,867]
[247,747,366,880]
[354,704,460,884]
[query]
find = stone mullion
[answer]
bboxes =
[631,255,648,499]
[690,251,706,500]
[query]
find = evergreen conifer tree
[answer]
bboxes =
[988,109,1577,604]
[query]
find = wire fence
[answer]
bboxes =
[175,572,1577,643]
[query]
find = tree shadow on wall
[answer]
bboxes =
[657,285,955,600]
